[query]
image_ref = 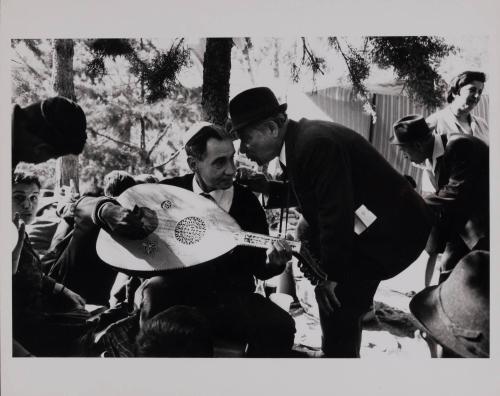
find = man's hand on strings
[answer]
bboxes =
[265,236,293,274]
[99,203,150,240]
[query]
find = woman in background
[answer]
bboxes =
[426,70,488,143]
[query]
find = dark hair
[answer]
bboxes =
[134,174,159,184]
[12,171,41,189]
[103,170,136,197]
[135,305,214,357]
[446,71,486,103]
[185,125,229,160]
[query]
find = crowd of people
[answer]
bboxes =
[11,70,489,358]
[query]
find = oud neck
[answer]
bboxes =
[235,231,301,252]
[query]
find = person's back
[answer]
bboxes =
[290,118,431,279]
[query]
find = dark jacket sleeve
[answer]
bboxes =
[233,186,279,280]
[49,196,119,291]
[41,273,57,294]
[299,138,355,282]
[424,138,479,221]
[265,181,298,209]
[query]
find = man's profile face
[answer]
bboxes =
[194,138,236,191]
[397,143,427,165]
[12,182,40,224]
[237,123,278,166]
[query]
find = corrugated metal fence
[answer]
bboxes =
[307,87,489,191]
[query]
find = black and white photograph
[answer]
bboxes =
[1,1,498,395]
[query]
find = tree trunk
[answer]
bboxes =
[201,38,233,125]
[52,39,80,193]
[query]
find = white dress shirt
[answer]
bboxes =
[192,176,234,213]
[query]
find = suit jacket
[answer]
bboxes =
[425,133,489,250]
[284,119,431,282]
[159,173,271,297]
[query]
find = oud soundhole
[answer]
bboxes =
[174,216,206,245]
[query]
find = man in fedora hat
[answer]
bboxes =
[229,87,431,357]
[136,122,296,357]
[390,115,489,284]
[410,250,489,358]
[12,96,87,167]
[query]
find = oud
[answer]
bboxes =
[96,184,326,283]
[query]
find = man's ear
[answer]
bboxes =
[268,121,279,138]
[187,156,197,172]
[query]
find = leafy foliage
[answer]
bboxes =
[11,36,459,190]
[368,37,455,108]
[12,39,200,190]
[290,38,326,86]
[328,37,375,117]
[85,38,191,102]
[323,36,455,113]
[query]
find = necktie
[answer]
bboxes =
[279,161,288,180]
[200,192,216,203]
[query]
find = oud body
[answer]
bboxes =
[96,184,326,282]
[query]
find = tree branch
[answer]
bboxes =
[88,127,139,151]
[151,148,182,170]
[301,37,325,75]
[147,124,171,157]
[12,48,50,80]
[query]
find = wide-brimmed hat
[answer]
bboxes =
[409,250,489,358]
[390,115,431,145]
[228,87,287,133]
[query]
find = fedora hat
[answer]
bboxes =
[390,115,431,145]
[409,250,489,358]
[228,87,287,133]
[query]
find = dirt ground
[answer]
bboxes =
[290,252,432,358]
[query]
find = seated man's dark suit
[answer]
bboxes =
[139,173,296,357]
[284,119,432,357]
[425,133,489,279]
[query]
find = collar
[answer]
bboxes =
[192,176,234,212]
[446,106,477,133]
[279,142,287,167]
[430,134,445,173]
[411,134,444,172]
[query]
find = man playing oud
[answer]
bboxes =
[137,122,296,357]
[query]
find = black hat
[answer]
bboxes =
[409,251,489,358]
[228,87,287,133]
[390,115,431,145]
[19,96,87,155]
